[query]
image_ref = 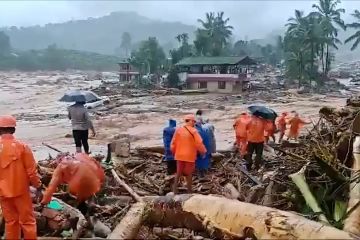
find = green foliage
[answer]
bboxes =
[166,67,180,88]
[283,0,346,86]
[170,33,193,64]
[0,31,11,56]
[0,45,121,71]
[345,10,360,50]
[194,12,233,56]
[130,37,166,74]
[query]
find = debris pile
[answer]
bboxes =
[5,99,359,238]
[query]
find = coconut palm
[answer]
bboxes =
[345,10,360,50]
[196,12,233,56]
[312,0,345,75]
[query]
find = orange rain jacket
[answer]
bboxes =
[42,153,105,204]
[0,134,41,240]
[171,123,207,162]
[234,113,251,138]
[0,134,41,197]
[277,115,288,133]
[288,116,306,138]
[246,116,273,143]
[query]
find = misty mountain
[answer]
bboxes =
[1,11,196,56]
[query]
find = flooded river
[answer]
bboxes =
[0,71,349,160]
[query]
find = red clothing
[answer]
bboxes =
[177,161,195,176]
[246,116,273,143]
[171,123,206,163]
[0,134,41,240]
[42,153,105,204]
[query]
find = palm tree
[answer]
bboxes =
[312,0,345,75]
[345,10,360,50]
[196,12,233,56]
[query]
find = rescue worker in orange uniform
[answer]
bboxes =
[245,114,273,170]
[233,112,251,158]
[171,114,206,194]
[276,112,288,143]
[41,153,105,215]
[0,115,42,240]
[287,112,310,141]
[264,120,276,144]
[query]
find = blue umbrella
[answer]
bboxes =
[59,90,100,103]
[248,105,277,120]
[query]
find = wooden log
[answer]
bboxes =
[144,194,355,239]
[107,202,146,239]
[111,169,142,202]
[344,137,360,236]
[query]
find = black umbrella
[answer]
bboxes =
[59,90,100,103]
[248,105,277,120]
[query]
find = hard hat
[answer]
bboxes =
[184,114,195,122]
[0,115,16,128]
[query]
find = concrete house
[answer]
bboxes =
[176,56,257,93]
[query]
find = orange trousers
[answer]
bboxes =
[236,136,247,156]
[0,193,37,240]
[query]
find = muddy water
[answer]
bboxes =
[0,71,348,160]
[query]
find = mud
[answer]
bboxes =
[0,71,350,160]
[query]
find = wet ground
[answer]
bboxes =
[0,71,348,160]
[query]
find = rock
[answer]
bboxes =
[65,133,72,138]
[109,135,131,158]
[216,106,226,110]
[223,183,240,199]
[90,216,111,238]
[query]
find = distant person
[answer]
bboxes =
[265,120,276,144]
[0,115,42,240]
[276,112,288,143]
[163,119,177,175]
[233,112,251,158]
[171,115,206,194]
[287,112,311,141]
[203,119,216,155]
[195,109,204,124]
[195,122,211,177]
[245,115,273,170]
[68,101,96,154]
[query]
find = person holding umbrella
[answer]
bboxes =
[246,105,275,170]
[60,90,97,154]
[68,101,96,154]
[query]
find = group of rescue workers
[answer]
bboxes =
[0,101,309,239]
[0,114,104,239]
[163,109,309,194]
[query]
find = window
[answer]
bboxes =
[198,81,207,89]
[218,81,226,89]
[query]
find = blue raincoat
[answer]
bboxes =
[163,119,176,161]
[195,124,211,170]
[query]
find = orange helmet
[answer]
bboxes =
[0,115,16,128]
[184,114,195,122]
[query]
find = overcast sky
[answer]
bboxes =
[1,1,359,38]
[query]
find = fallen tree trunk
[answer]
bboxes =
[344,136,360,236]
[110,194,355,239]
[107,202,146,239]
[111,169,142,202]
